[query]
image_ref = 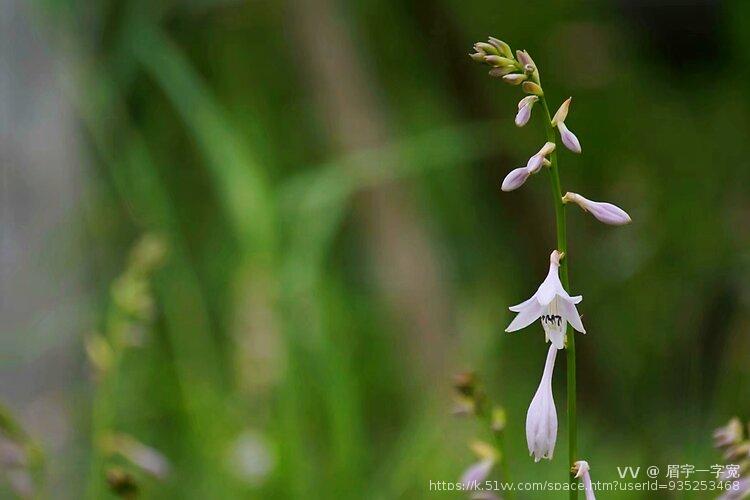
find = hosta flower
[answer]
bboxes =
[562,192,632,226]
[526,344,558,461]
[572,461,596,500]
[551,97,581,154]
[501,142,555,192]
[516,96,538,127]
[505,250,585,349]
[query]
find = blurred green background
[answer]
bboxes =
[3,0,750,498]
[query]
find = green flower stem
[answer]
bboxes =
[539,96,577,498]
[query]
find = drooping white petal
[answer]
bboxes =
[526,345,558,461]
[558,298,586,334]
[501,166,531,192]
[509,295,537,312]
[505,300,543,332]
[557,121,582,154]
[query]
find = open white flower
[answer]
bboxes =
[573,461,596,500]
[505,250,585,349]
[526,344,558,461]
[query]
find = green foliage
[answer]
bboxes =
[22,0,750,498]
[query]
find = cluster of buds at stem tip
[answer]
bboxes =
[501,141,555,192]
[469,37,542,90]
[551,97,581,154]
[562,192,632,226]
[572,461,597,500]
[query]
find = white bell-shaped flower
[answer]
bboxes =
[526,344,558,461]
[505,250,585,349]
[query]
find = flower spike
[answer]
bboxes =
[526,344,558,461]
[563,192,632,226]
[505,250,585,348]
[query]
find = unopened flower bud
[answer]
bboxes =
[501,166,531,191]
[557,121,581,153]
[537,141,556,157]
[502,74,527,86]
[524,63,536,74]
[488,37,513,58]
[522,81,543,96]
[572,461,596,500]
[527,345,558,462]
[484,55,516,67]
[526,154,544,174]
[516,50,534,67]
[460,459,494,490]
[469,52,487,63]
[552,97,572,126]
[563,192,631,225]
[475,42,499,55]
[489,66,514,78]
[515,105,532,127]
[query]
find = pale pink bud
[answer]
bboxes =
[488,66,514,78]
[551,97,572,126]
[502,73,527,85]
[573,461,596,500]
[525,142,555,173]
[563,192,632,225]
[517,95,538,110]
[526,154,544,174]
[515,104,532,127]
[460,459,494,490]
[516,50,533,67]
[501,166,531,191]
[557,121,581,153]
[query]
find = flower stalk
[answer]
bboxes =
[469,35,632,500]
[539,96,578,493]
